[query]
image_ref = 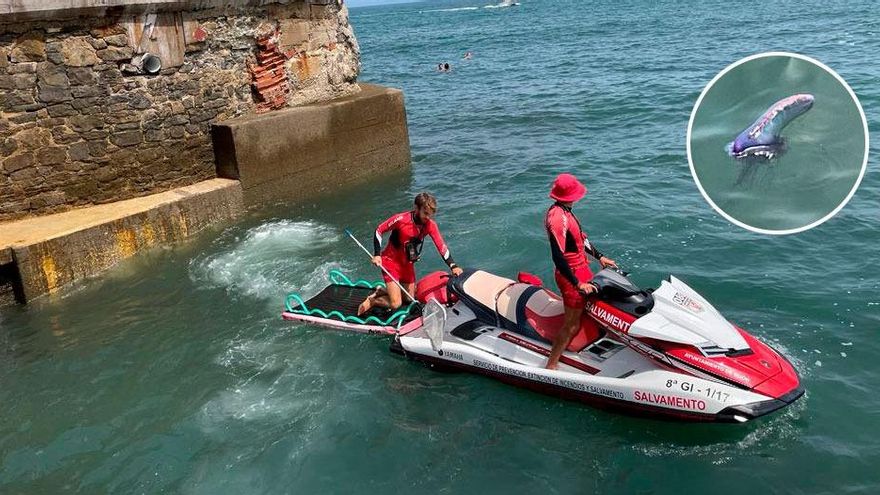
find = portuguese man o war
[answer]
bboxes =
[726,94,815,159]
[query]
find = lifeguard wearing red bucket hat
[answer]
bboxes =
[544,172,616,370]
[549,173,587,203]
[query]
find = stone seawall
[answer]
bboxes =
[0,0,360,221]
[0,1,415,305]
[212,83,410,206]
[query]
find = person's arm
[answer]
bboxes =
[547,209,580,287]
[584,237,617,268]
[583,238,604,261]
[373,213,404,255]
[426,221,459,271]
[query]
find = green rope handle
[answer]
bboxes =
[284,270,415,326]
[328,269,385,289]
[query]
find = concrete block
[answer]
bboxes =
[211,83,411,206]
[0,178,243,302]
[278,19,309,52]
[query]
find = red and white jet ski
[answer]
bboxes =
[391,268,804,422]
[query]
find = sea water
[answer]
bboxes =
[1,0,878,492]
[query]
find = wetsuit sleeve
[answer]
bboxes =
[373,214,401,255]
[546,209,579,287]
[427,221,457,269]
[583,238,605,261]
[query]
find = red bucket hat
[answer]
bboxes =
[549,173,587,203]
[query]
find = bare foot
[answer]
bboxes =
[357,295,373,316]
[545,362,558,370]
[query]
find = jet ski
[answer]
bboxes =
[282,268,804,422]
[391,268,804,423]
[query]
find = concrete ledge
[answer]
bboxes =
[212,83,411,206]
[0,178,243,302]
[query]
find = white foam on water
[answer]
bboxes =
[202,329,329,432]
[189,220,334,428]
[203,384,288,421]
[192,219,373,436]
[198,371,329,437]
[190,220,347,301]
[217,335,279,369]
[200,362,327,422]
[193,366,333,494]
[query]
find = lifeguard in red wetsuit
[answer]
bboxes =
[544,173,617,370]
[357,193,464,314]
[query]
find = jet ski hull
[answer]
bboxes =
[391,300,803,423]
[393,343,802,422]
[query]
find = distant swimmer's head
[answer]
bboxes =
[444,63,450,71]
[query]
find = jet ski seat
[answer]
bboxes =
[449,270,599,351]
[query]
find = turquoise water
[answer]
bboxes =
[2,0,879,492]
[690,55,866,232]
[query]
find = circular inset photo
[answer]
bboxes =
[687,52,869,234]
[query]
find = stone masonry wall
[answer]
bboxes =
[0,0,360,222]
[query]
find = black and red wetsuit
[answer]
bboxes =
[545,202,604,308]
[373,210,457,284]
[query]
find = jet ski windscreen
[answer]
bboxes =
[422,299,447,351]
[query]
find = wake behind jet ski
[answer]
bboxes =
[283,265,804,423]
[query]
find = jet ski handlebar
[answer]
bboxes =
[588,267,641,298]
[574,267,623,297]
